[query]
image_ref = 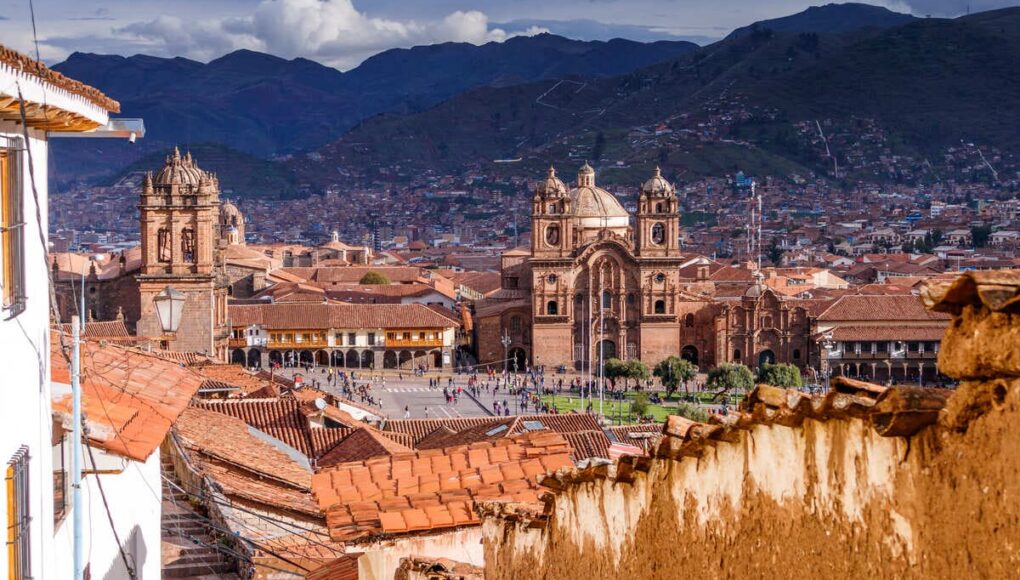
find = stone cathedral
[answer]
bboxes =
[475,164,813,372]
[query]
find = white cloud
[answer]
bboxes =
[111,0,546,69]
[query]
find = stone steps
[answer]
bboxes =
[161,454,238,580]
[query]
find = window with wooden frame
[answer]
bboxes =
[1,138,26,317]
[7,446,31,580]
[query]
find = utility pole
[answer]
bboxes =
[71,315,84,580]
[598,266,605,417]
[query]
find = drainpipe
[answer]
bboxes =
[71,315,84,580]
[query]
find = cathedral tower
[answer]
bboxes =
[530,166,574,258]
[636,167,681,258]
[136,148,229,357]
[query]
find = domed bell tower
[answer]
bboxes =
[136,147,228,358]
[636,167,681,258]
[531,166,574,258]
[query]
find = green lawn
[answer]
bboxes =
[538,394,673,424]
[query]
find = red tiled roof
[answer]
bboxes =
[229,302,460,330]
[0,44,119,112]
[818,294,950,322]
[383,413,603,445]
[174,407,312,489]
[195,398,352,459]
[562,431,612,462]
[312,431,573,542]
[51,338,203,462]
[604,424,663,455]
[317,428,413,468]
[56,320,131,338]
[827,326,947,341]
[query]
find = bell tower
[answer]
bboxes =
[636,167,681,258]
[136,148,228,358]
[530,166,574,259]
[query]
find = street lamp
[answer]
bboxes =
[153,286,186,334]
[500,331,511,387]
[820,333,834,393]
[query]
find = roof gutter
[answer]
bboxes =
[48,117,145,141]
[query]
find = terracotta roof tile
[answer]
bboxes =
[314,431,571,542]
[174,407,312,489]
[50,337,203,462]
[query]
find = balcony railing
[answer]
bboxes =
[268,339,329,349]
[385,338,444,348]
[228,338,247,348]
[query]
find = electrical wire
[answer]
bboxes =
[160,474,339,552]
[83,439,137,579]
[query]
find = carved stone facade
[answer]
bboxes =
[476,165,811,372]
[135,148,230,358]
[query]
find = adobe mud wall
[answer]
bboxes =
[482,273,1020,579]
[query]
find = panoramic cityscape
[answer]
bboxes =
[2,0,1020,578]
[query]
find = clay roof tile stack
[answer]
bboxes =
[312,430,573,543]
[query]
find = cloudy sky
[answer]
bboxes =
[2,0,1016,69]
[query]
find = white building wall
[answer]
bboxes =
[52,450,163,580]
[0,122,55,579]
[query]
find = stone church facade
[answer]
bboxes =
[475,164,811,372]
[54,148,231,359]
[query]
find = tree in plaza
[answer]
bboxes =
[756,362,803,389]
[706,363,755,397]
[359,271,391,284]
[630,391,650,420]
[625,359,650,390]
[653,356,699,399]
[601,358,629,390]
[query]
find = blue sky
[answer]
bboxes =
[2,0,1016,69]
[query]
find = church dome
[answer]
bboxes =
[567,164,629,227]
[154,147,207,187]
[641,166,674,196]
[536,166,567,197]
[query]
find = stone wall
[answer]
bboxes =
[480,271,1020,579]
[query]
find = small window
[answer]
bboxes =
[684,313,694,327]
[403,332,411,340]
[181,227,196,262]
[368,332,376,344]
[651,223,665,244]
[546,274,558,284]
[419,332,426,340]
[7,446,31,580]
[733,349,741,360]
[348,332,357,345]
[627,293,635,304]
[510,315,522,334]
[547,300,558,316]
[601,290,612,309]
[653,300,665,314]
[793,348,801,360]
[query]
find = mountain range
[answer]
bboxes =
[306,6,1020,187]
[48,3,1020,196]
[50,34,697,187]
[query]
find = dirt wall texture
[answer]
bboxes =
[480,271,1020,579]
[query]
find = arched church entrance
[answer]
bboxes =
[597,340,617,364]
[681,345,699,367]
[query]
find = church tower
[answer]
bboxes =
[136,148,229,358]
[530,166,574,258]
[636,167,681,258]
